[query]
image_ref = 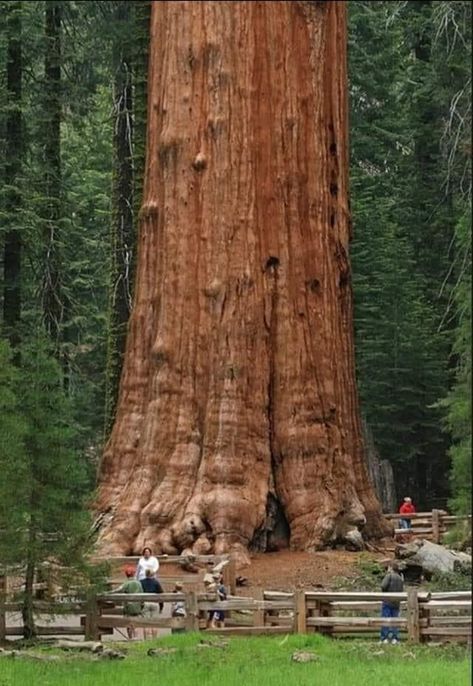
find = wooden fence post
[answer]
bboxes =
[253,588,265,627]
[418,596,429,644]
[185,591,200,632]
[84,594,100,641]
[432,509,441,544]
[318,600,333,636]
[0,574,6,642]
[294,590,307,634]
[407,587,420,643]
[223,556,237,595]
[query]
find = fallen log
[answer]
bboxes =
[54,640,103,653]
[147,647,177,657]
[396,539,472,576]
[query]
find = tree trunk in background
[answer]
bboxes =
[131,1,150,232]
[42,2,63,349]
[97,0,389,563]
[3,1,23,347]
[21,523,36,639]
[105,1,135,435]
[105,1,150,436]
[363,418,396,513]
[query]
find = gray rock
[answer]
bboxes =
[345,528,364,551]
[291,650,319,663]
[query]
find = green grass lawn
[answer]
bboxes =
[0,634,470,686]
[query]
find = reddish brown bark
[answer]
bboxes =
[97,0,390,563]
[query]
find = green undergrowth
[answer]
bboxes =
[332,554,472,593]
[426,569,472,592]
[0,633,470,686]
[332,554,385,590]
[442,525,472,551]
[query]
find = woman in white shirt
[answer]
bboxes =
[135,547,159,581]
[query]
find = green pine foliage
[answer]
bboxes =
[0,336,92,555]
[348,0,471,507]
[0,1,115,452]
[0,340,28,549]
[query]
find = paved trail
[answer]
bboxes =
[5,606,172,643]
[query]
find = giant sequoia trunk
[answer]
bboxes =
[97,0,389,563]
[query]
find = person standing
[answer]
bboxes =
[380,561,404,644]
[112,566,143,639]
[135,547,159,581]
[203,560,215,586]
[209,571,227,629]
[171,582,187,634]
[399,497,416,529]
[140,568,164,639]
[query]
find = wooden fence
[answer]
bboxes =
[384,510,472,543]
[2,587,469,644]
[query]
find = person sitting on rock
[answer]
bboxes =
[399,497,416,529]
[380,561,404,645]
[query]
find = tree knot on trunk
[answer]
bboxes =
[192,152,207,171]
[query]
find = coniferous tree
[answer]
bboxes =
[348,0,470,506]
[0,336,93,638]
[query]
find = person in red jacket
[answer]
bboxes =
[399,497,416,529]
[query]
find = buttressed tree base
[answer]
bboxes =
[96,0,390,564]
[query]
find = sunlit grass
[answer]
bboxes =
[0,633,470,686]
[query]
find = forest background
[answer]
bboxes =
[0,1,470,552]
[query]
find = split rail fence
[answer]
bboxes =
[384,510,471,542]
[1,529,471,644]
[1,585,470,644]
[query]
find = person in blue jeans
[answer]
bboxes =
[380,561,404,644]
[399,497,416,529]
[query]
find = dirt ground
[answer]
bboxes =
[156,540,394,593]
[239,548,380,592]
